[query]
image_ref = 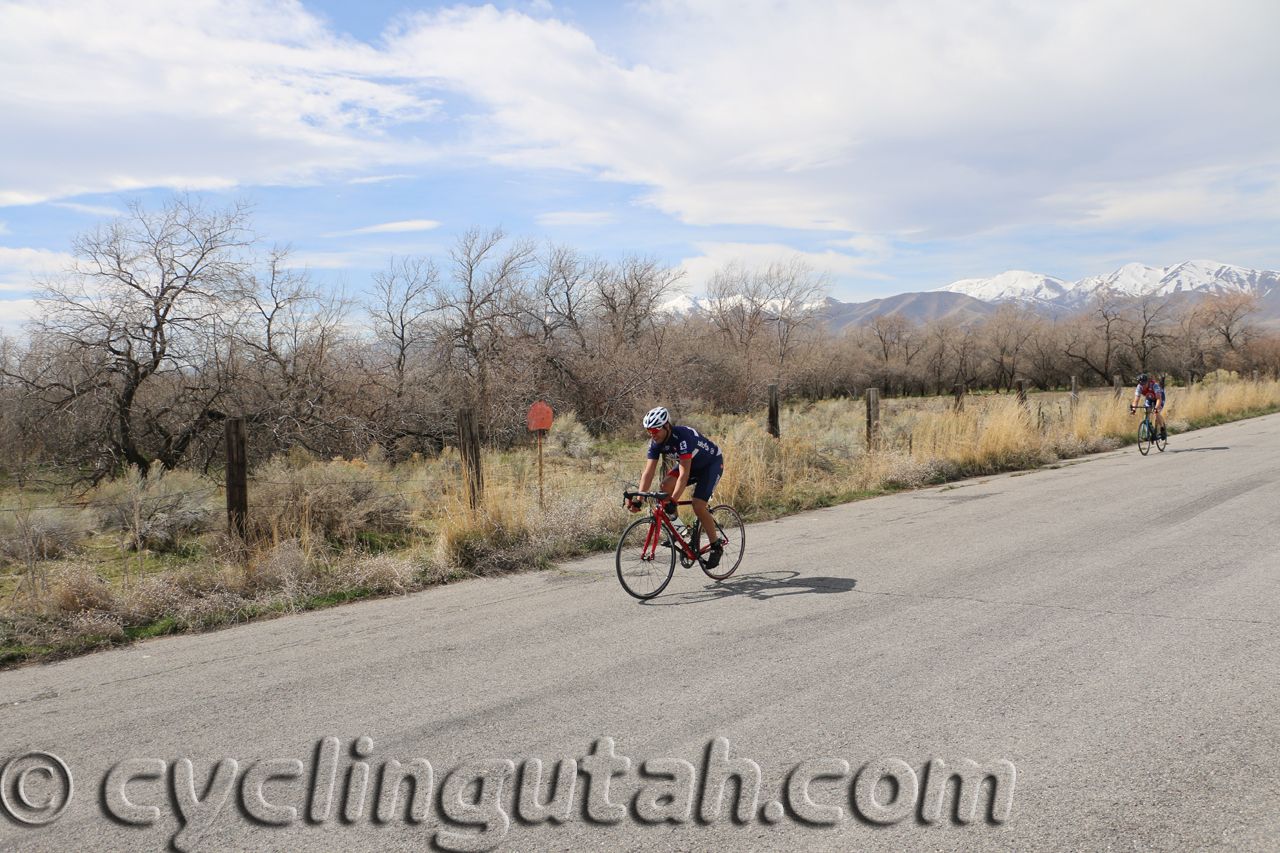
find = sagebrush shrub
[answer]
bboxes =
[89,467,218,551]
[247,458,411,542]
[0,508,90,565]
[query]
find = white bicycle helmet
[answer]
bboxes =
[642,406,671,430]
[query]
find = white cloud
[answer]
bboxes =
[0,299,38,331]
[287,250,369,269]
[2,0,1278,246]
[373,0,1280,237]
[1049,165,1280,227]
[334,219,441,236]
[346,174,415,184]
[0,246,75,290]
[678,242,886,291]
[535,211,617,226]
[50,201,124,217]
[0,0,436,205]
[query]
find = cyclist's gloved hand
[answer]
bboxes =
[627,497,642,512]
[663,500,678,517]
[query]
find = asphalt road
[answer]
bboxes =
[2,413,1279,853]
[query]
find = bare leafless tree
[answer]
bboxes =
[428,228,538,431]
[1063,289,1130,383]
[1117,292,1177,373]
[14,195,255,478]
[234,250,359,460]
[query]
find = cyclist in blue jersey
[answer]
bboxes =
[628,406,727,569]
[1131,373,1167,440]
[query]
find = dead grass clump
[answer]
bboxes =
[248,458,411,542]
[244,539,316,592]
[859,450,944,491]
[124,572,254,629]
[433,505,535,575]
[528,489,628,557]
[65,611,125,642]
[332,552,419,596]
[121,564,250,628]
[51,562,115,614]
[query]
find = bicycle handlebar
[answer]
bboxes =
[622,490,691,505]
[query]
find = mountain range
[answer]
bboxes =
[663,260,1280,331]
[935,260,1280,309]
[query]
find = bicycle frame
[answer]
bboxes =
[1131,402,1166,455]
[624,491,709,564]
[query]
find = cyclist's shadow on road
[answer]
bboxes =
[644,571,856,605]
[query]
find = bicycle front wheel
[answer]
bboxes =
[1137,420,1152,455]
[616,518,676,599]
[1155,430,1167,452]
[702,505,745,580]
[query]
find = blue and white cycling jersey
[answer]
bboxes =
[647,425,722,472]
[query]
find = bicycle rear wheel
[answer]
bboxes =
[702,505,745,580]
[1155,429,1167,452]
[1137,420,1152,455]
[616,518,676,599]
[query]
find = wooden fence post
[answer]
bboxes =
[953,383,965,413]
[1015,379,1028,406]
[767,384,780,438]
[865,388,880,449]
[1252,370,1259,383]
[1112,375,1123,398]
[225,418,247,542]
[457,408,484,510]
[1070,376,1079,412]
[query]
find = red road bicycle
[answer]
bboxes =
[616,491,745,599]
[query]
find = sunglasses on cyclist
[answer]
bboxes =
[646,427,664,436]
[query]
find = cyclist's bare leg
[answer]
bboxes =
[659,471,679,504]
[659,471,719,550]
[658,471,685,526]
[691,498,718,551]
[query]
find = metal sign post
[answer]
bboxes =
[526,401,554,508]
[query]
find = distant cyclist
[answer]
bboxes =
[1131,373,1167,441]
[628,406,727,569]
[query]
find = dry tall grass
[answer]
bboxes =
[1166,372,1280,422]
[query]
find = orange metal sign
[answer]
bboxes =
[527,401,553,431]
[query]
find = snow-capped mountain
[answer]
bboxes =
[935,270,1072,304]
[937,260,1280,308]
[658,294,712,315]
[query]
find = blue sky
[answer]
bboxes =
[2,0,1279,329]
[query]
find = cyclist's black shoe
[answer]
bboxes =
[1160,429,1167,439]
[705,541,724,570]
